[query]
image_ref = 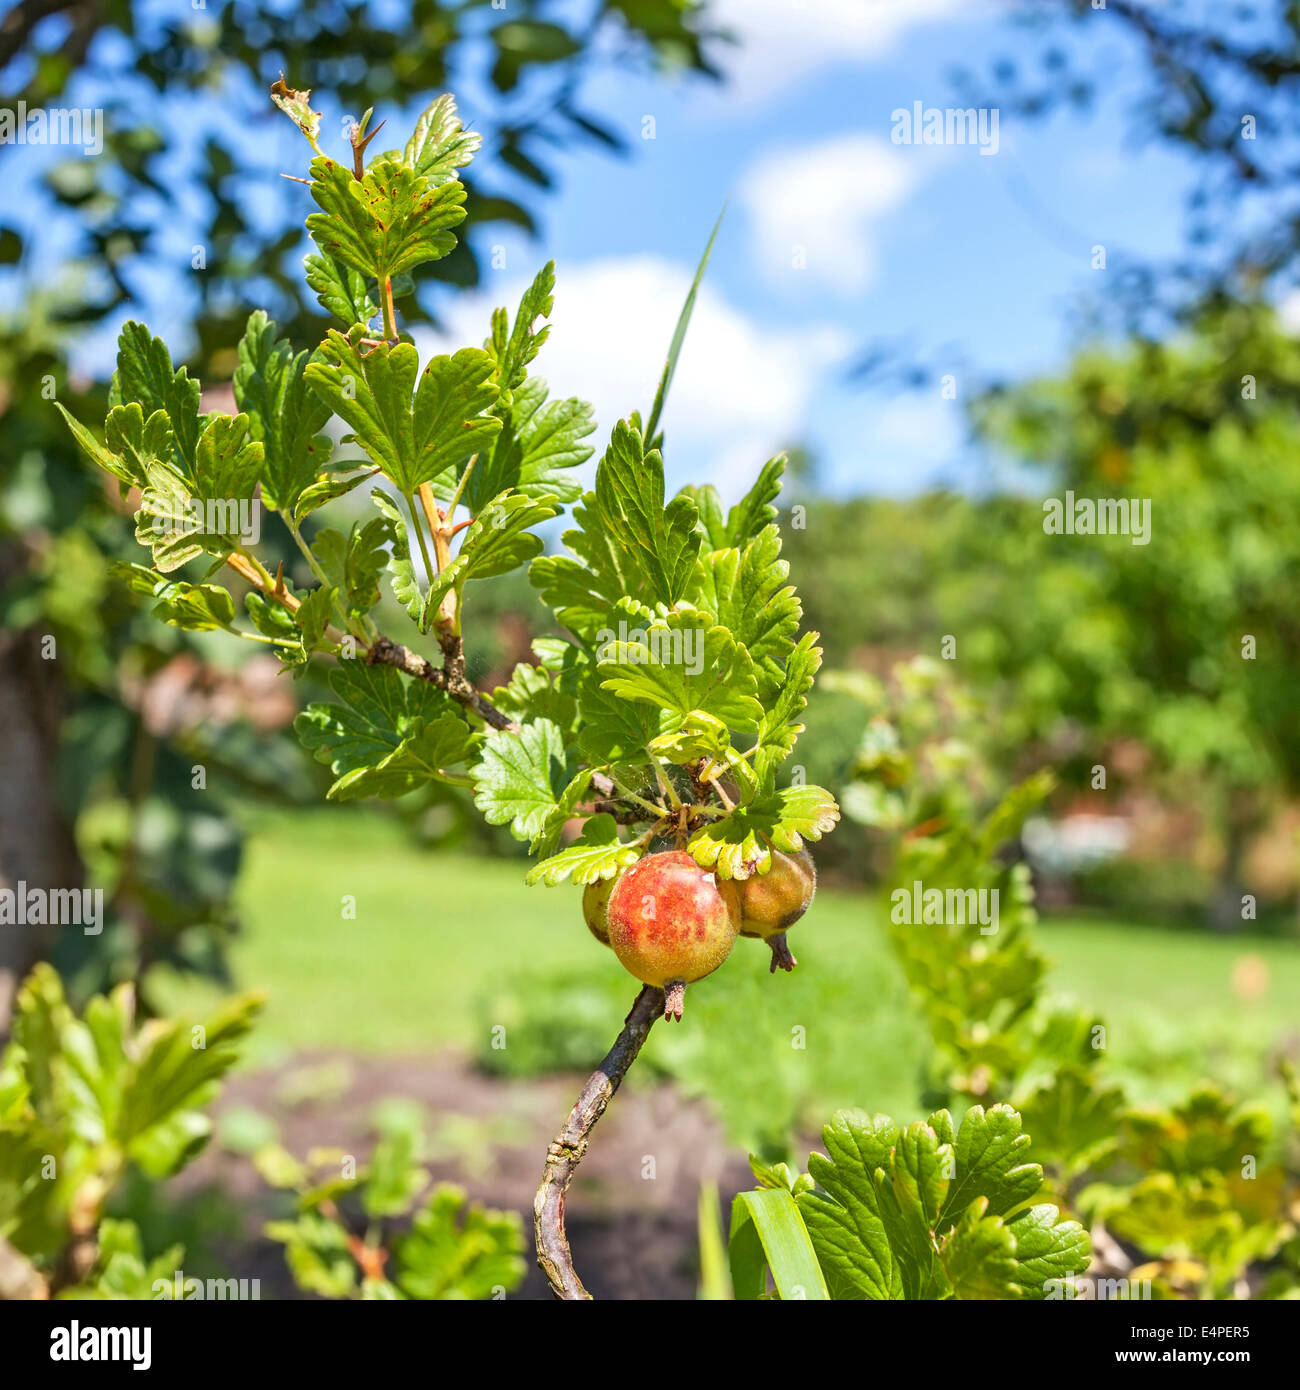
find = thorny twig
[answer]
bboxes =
[534,984,664,1299]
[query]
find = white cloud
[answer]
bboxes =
[421,256,848,501]
[709,0,965,102]
[739,133,920,293]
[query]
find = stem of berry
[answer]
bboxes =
[534,983,664,1299]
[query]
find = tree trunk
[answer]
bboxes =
[0,544,83,1036]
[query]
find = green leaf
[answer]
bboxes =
[303,252,376,327]
[471,719,573,847]
[755,633,823,780]
[295,663,475,801]
[468,376,594,510]
[796,1111,903,1300]
[795,1104,1087,1301]
[530,419,700,634]
[56,402,171,492]
[403,92,481,184]
[370,489,429,628]
[266,1212,356,1299]
[292,462,379,522]
[363,1110,429,1218]
[693,525,800,697]
[490,653,582,736]
[121,990,263,1176]
[306,156,466,283]
[729,1187,829,1301]
[486,261,555,399]
[1014,1066,1126,1177]
[1000,1204,1093,1300]
[598,420,701,606]
[525,814,642,886]
[111,562,236,631]
[688,784,840,879]
[679,482,728,549]
[937,1103,1043,1226]
[646,205,725,444]
[108,323,201,473]
[392,1184,526,1301]
[312,517,388,621]
[305,330,501,496]
[194,412,262,501]
[109,321,201,474]
[444,491,560,593]
[726,455,786,545]
[233,310,334,513]
[939,1201,1020,1299]
[597,612,763,733]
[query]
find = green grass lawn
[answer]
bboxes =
[154,810,1300,1148]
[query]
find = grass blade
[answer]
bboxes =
[697,1179,733,1300]
[645,203,726,446]
[729,1187,830,1301]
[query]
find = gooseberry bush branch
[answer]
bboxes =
[59,83,841,1299]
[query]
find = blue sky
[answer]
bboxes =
[9,0,1208,504]
[428,0,1196,502]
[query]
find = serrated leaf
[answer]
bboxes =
[795,1103,1086,1301]
[797,1111,903,1300]
[370,489,429,628]
[471,719,573,847]
[447,491,559,590]
[1002,1204,1092,1300]
[305,330,501,497]
[940,1200,1020,1298]
[530,420,701,636]
[597,613,763,733]
[490,656,582,736]
[312,517,388,621]
[392,1184,525,1301]
[597,420,701,606]
[295,663,474,800]
[233,310,334,513]
[525,814,641,886]
[486,261,554,399]
[306,156,466,283]
[403,93,481,184]
[688,784,840,879]
[110,562,236,631]
[692,524,800,696]
[468,376,593,510]
[108,322,202,474]
[937,1103,1043,1226]
[292,462,379,522]
[194,412,263,502]
[755,632,823,780]
[679,481,728,549]
[304,252,376,327]
[726,455,785,545]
